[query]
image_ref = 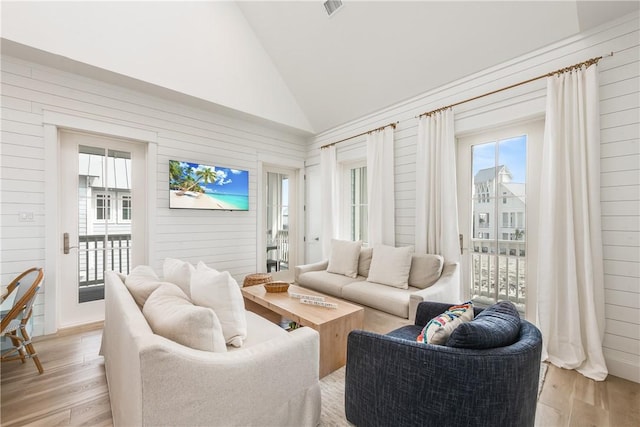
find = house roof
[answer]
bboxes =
[474,165,511,184]
[502,182,526,203]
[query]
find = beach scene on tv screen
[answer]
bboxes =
[169,160,249,210]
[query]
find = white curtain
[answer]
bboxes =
[415,109,460,262]
[320,145,338,258]
[367,126,395,247]
[537,64,608,381]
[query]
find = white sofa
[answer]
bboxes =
[101,270,321,427]
[295,249,460,322]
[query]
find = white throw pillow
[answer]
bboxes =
[163,258,195,297]
[358,247,374,278]
[408,254,445,289]
[190,263,247,347]
[125,265,164,306]
[196,260,218,275]
[126,265,159,284]
[143,284,227,352]
[367,245,414,289]
[327,239,362,278]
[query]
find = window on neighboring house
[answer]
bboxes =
[478,213,489,228]
[95,193,112,221]
[119,194,132,222]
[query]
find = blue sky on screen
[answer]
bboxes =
[472,135,527,183]
[179,161,249,196]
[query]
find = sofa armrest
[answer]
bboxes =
[294,260,329,282]
[408,262,460,322]
[137,327,320,426]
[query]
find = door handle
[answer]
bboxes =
[63,232,78,254]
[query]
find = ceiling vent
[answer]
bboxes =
[324,0,343,17]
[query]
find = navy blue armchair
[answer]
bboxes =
[345,301,542,427]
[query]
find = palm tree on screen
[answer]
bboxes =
[183,167,217,194]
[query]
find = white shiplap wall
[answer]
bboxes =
[306,12,640,382]
[0,54,307,336]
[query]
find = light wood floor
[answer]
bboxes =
[1,325,639,427]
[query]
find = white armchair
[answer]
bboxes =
[101,271,321,426]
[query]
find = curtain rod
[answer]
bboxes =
[320,121,399,150]
[416,53,613,118]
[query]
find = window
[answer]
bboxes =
[342,161,368,244]
[478,213,489,228]
[349,165,368,243]
[95,193,112,221]
[119,194,132,222]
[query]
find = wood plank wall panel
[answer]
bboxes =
[305,13,640,382]
[0,54,307,337]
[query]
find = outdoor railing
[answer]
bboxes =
[470,238,526,313]
[78,233,131,302]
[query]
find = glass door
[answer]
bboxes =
[59,131,146,327]
[457,119,543,319]
[468,136,527,313]
[266,171,290,271]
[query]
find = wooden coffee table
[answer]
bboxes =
[242,284,364,378]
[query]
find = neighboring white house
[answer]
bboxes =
[78,149,132,236]
[473,165,526,256]
[77,149,132,301]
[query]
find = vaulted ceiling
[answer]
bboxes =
[238,1,639,133]
[1,1,638,135]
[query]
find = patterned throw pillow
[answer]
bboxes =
[417,302,474,345]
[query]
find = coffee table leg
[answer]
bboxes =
[317,310,364,378]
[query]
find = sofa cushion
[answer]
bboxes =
[417,302,474,345]
[190,262,247,347]
[341,281,416,319]
[447,300,521,349]
[358,247,374,277]
[408,254,444,289]
[143,283,227,352]
[163,258,195,297]
[367,245,413,289]
[327,239,362,278]
[124,265,167,307]
[297,270,365,297]
[229,311,288,351]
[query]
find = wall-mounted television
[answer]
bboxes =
[169,160,249,211]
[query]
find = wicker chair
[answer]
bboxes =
[1,267,45,373]
[345,301,542,427]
